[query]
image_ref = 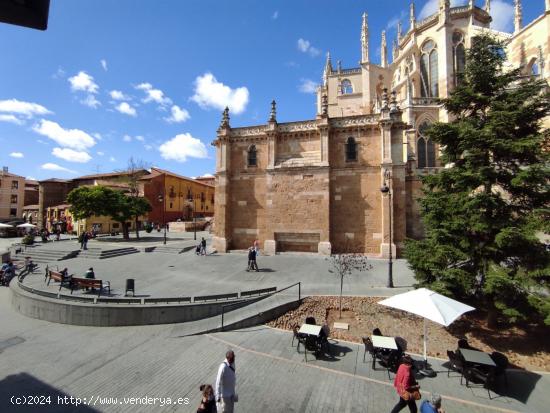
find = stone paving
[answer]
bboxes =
[15,232,415,298]
[0,288,547,413]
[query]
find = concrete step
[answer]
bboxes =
[79,247,140,259]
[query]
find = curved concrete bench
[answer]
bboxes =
[10,281,272,327]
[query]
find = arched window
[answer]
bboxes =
[417,137,426,169]
[420,40,438,97]
[247,145,257,167]
[341,79,353,94]
[453,32,466,87]
[530,59,540,77]
[345,137,357,162]
[417,121,436,168]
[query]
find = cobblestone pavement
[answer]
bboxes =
[0,288,547,413]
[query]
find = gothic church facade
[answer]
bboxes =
[213,0,550,256]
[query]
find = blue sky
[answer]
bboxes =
[0,0,546,180]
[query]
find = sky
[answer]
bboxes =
[0,0,546,181]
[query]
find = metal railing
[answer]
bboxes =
[220,282,301,331]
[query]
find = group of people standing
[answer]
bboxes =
[391,355,445,413]
[197,350,237,413]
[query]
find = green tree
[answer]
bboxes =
[67,186,151,240]
[405,35,550,327]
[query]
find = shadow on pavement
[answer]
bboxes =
[0,372,100,412]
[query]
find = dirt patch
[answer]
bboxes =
[267,296,550,372]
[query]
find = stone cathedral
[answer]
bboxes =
[212,0,550,256]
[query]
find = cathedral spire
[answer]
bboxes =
[514,0,523,33]
[361,12,369,63]
[410,1,416,30]
[381,30,387,68]
[439,0,450,23]
[323,52,333,86]
[392,39,398,62]
[397,21,402,43]
[485,0,491,13]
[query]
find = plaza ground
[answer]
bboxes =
[1,234,549,412]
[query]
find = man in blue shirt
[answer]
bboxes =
[420,394,444,413]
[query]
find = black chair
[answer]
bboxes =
[447,350,465,378]
[491,351,509,391]
[303,335,320,362]
[457,338,470,349]
[305,316,316,325]
[362,336,376,363]
[463,366,496,399]
[372,328,383,336]
[292,325,306,350]
[318,325,330,355]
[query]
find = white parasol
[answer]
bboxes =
[378,288,475,361]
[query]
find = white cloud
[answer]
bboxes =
[68,71,99,94]
[159,133,208,163]
[52,147,92,163]
[0,114,24,125]
[123,134,132,142]
[135,82,172,106]
[32,119,96,151]
[164,105,190,123]
[97,151,105,156]
[387,10,408,30]
[144,144,153,151]
[191,73,249,115]
[272,11,279,20]
[101,59,108,71]
[0,99,52,118]
[26,176,36,180]
[200,173,214,178]
[109,90,130,101]
[115,102,137,117]
[419,0,467,19]
[93,133,102,140]
[81,94,101,109]
[298,78,318,94]
[490,0,514,32]
[109,156,116,162]
[297,38,321,57]
[52,67,66,79]
[135,135,145,142]
[9,152,24,158]
[41,163,76,174]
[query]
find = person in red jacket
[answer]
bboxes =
[390,355,419,413]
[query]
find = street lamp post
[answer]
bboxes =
[380,169,394,288]
[157,194,166,245]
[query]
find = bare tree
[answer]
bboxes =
[328,244,372,319]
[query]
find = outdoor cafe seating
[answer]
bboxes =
[447,343,509,399]
[293,317,330,362]
[363,329,403,379]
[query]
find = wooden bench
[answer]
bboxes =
[70,277,110,297]
[45,270,72,291]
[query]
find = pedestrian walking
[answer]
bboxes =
[390,355,420,413]
[201,237,207,256]
[215,350,237,413]
[82,231,89,250]
[246,247,259,272]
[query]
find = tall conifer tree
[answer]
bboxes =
[405,35,550,326]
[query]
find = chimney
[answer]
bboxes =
[2,166,8,174]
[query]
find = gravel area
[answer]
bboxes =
[267,296,550,372]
